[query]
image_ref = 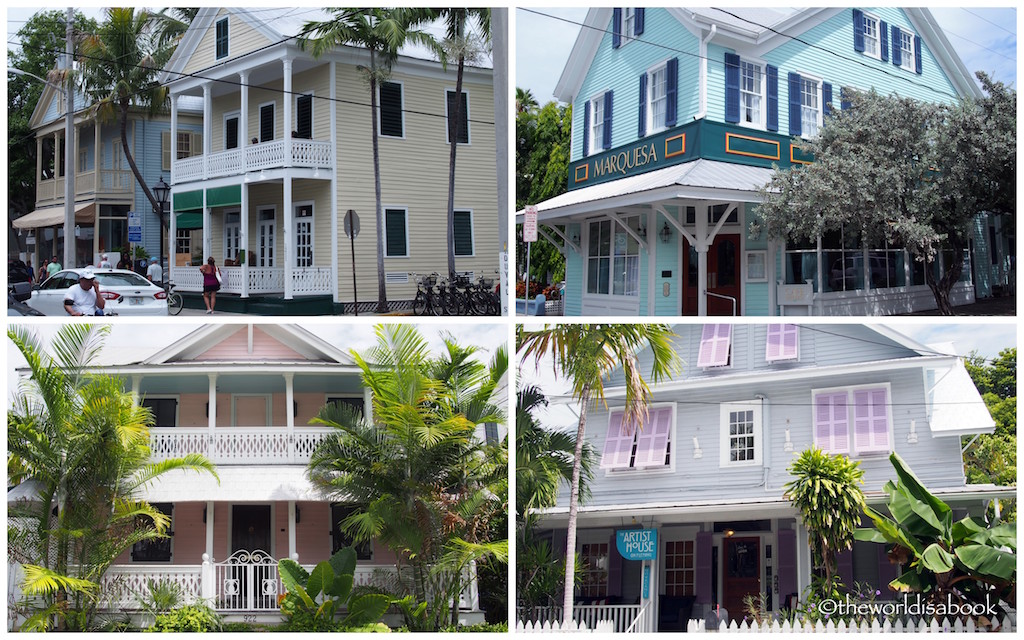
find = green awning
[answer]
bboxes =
[206,185,241,208]
[175,212,203,230]
[173,189,203,212]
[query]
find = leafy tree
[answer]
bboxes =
[757,75,1016,315]
[7,324,216,631]
[300,9,442,313]
[517,324,679,622]
[784,448,866,598]
[8,11,98,249]
[150,7,199,49]
[305,325,506,630]
[964,348,1016,521]
[516,87,538,114]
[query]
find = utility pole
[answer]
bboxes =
[63,7,75,268]
[492,8,509,315]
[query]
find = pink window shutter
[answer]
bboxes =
[698,324,731,367]
[853,388,889,453]
[600,411,634,469]
[633,407,672,467]
[766,324,783,360]
[815,392,849,453]
[781,324,799,359]
[766,324,799,361]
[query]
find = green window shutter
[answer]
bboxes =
[379,82,403,137]
[161,131,171,171]
[454,211,473,256]
[385,209,407,257]
[216,18,229,59]
[446,91,469,144]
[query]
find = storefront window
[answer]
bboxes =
[588,217,640,296]
[822,226,863,292]
[784,236,817,286]
[98,205,129,258]
[868,243,906,289]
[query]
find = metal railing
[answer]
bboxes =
[705,290,737,316]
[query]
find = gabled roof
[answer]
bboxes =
[143,324,353,366]
[555,8,981,102]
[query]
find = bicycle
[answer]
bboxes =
[473,272,500,316]
[441,273,471,316]
[411,273,442,316]
[164,281,184,316]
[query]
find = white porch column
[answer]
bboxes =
[283,58,293,167]
[202,187,211,263]
[206,500,215,559]
[169,189,178,285]
[288,501,297,561]
[696,206,709,317]
[284,372,295,461]
[241,182,250,298]
[329,61,339,304]
[363,386,372,420]
[795,521,811,596]
[130,375,141,405]
[239,71,248,158]
[202,83,212,178]
[284,176,294,299]
[170,94,178,184]
[36,136,43,189]
[207,373,218,463]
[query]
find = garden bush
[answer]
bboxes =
[147,604,221,632]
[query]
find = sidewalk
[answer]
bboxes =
[897,295,1016,316]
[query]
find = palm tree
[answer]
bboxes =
[77,8,174,217]
[151,7,199,48]
[300,9,442,313]
[517,324,679,623]
[306,324,506,629]
[438,9,491,279]
[516,87,538,114]
[7,324,216,631]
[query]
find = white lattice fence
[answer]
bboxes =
[519,605,642,633]
[246,141,285,171]
[686,616,1016,633]
[100,566,203,610]
[292,267,332,294]
[247,267,285,293]
[291,140,333,167]
[206,149,244,178]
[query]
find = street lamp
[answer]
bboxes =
[153,176,170,274]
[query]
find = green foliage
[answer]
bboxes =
[279,546,391,631]
[855,453,1016,617]
[963,348,1016,522]
[136,579,184,622]
[440,621,508,632]
[784,448,865,596]
[147,604,221,632]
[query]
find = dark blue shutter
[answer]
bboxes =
[840,87,851,111]
[891,25,902,66]
[837,549,854,590]
[665,57,678,127]
[635,8,645,36]
[777,529,797,603]
[914,35,922,74]
[852,9,865,52]
[603,91,613,149]
[788,72,802,136]
[822,82,832,117]
[766,65,778,131]
[880,21,889,61]
[582,100,590,156]
[637,73,647,137]
[724,53,741,124]
[695,532,713,604]
[612,8,622,48]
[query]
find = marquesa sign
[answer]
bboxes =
[616,529,658,561]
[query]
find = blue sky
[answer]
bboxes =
[516,7,1017,102]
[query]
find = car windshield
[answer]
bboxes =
[94,272,152,287]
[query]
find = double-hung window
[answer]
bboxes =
[862,14,880,58]
[720,401,763,467]
[612,8,644,48]
[589,95,605,156]
[586,217,640,296]
[813,385,892,456]
[585,91,613,155]
[378,81,404,138]
[898,30,915,72]
[600,405,674,471]
[648,64,668,133]
[740,61,764,128]
[800,76,821,138]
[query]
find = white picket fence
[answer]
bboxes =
[686,616,1015,633]
[516,619,615,633]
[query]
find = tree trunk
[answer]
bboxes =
[119,100,160,213]
[369,51,389,313]
[923,240,963,316]
[562,385,591,624]
[446,53,465,279]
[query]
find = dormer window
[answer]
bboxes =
[862,13,880,58]
[612,8,644,49]
[215,17,229,60]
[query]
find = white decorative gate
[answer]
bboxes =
[212,550,281,612]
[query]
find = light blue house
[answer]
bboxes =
[519,8,1012,316]
[13,82,203,272]
[524,323,1011,631]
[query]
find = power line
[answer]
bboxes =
[961,8,1017,38]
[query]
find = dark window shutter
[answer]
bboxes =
[837,549,854,589]
[788,72,802,136]
[612,8,622,48]
[603,90,613,150]
[225,117,238,149]
[634,8,645,36]
[724,52,740,123]
[877,542,900,590]
[695,531,713,604]
[914,35,922,74]
[891,25,902,66]
[822,82,832,117]
[447,91,469,144]
[216,18,228,59]
[385,209,407,257]
[840,87,851,111]
[766,64,778,131]
[665,57,678,127]
[582,100,590,156]
[453,211,473,256]
[637,73,647,137]
[296,94,312,139]
[607,533,623,597]
[260,104,274,142]
[880,21,889,61]
[852,9,864,52]
[379,82,403,137]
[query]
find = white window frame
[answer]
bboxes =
[797,72,823,139]
[377,80,405,139]
[620,8,636,46]
[646,60,670,135]
[258,100,276,143]
[861,12,881,60]
[78,147,88,173]
[215,16,229,60]
[899,30,916,72]
[383,206,410,258]
[257,205,276,267]
[604,402,677,476]
[294,89,314,138]
[223,111,240,150]
[223,208,241,262]
[738,57,767,131]
[588,92,606,156]
[175,227,191,257]
[453,209,475,257]
[444,89,471,145]
[112,138,125,170]
[719,400,763,468]
[585,216,641,297]
[811,383,894,457]
[293,201,314,268]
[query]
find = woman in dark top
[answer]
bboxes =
[200,256,222,314]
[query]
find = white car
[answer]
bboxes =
[29,268,168,316]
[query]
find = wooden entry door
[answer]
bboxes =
[722,537,760,618]
[682,234,741,316]
[232,505,271,553]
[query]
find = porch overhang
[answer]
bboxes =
[927,359,996,437]
[140,466,328,502]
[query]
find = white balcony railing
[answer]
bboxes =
[173,266,332,296]
[100,565,204,610]
[149,427,332,465]
[172,139,333,184]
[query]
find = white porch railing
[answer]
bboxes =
[149,427,331,465]
[35,169,133,203]
[172,139,333,184]
[686,616,1016,633]
[172,266,332,296]
[519,605,643,633]
[100,565,203,610]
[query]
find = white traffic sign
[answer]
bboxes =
[128,211,142,243]
[523,205,538,243]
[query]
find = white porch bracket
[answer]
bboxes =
[653,204,696,247]
[537,226,565,255]
[706,202,737,245]
[542,223,581,254]
[605,212,648,251]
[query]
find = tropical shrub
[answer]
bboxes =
[147,604,221,632]
[440,621,508,632]
[855,453,1016,620]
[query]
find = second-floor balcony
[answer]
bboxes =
[149,427,331,465]
[36,168,133,205]
[172,138,333,185]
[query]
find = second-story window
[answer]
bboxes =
[898,29,915,72]
[612,8,644,48]
[225,115,239,150]
[446,90,469,144]
[648,64,667,132]
[697,324,732,368]
[862,14,880,58]
[215,17,229,59]
[740,61,764,128]
[800,76,821,138]
[295,93,312,139]
[378,81,403,137]
[589,94,604,155]
[765,324,800,362]
[813,385,892,456]
[259,103,275,142]
[600,405,673,471]
[720,401,763,467]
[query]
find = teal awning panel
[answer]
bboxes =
[206,185,241,208]
[173,189,203,212]
[175,212,202,230]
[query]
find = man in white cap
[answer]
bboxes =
[99,254,112,269]
[64,267,106,316]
